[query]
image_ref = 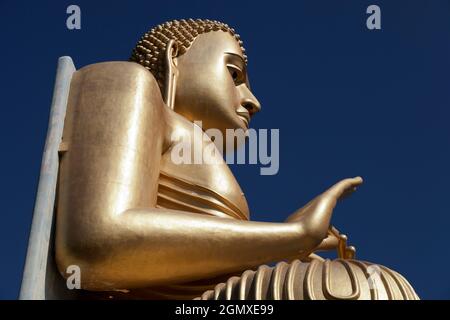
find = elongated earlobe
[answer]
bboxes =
[163,39,179,110]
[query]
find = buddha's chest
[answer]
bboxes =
[158,133,250,220]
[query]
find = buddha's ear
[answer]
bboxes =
[163,39,179,110]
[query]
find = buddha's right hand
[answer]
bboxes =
[286,177,363,251]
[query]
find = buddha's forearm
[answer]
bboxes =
[56,208,312,290]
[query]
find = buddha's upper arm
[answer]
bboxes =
[57,62,166,224]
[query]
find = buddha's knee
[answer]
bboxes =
[197,259,419,300]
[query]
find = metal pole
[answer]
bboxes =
[19,56,75,300]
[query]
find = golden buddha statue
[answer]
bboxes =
[55,19,418,300]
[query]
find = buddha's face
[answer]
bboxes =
[174,32,261,138]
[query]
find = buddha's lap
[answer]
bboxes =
[76,258,418,300]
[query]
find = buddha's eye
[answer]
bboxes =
[227,65,244,85]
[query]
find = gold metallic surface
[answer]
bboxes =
[55,20,418,299]
[196,259,419,300]
[130,19,247,91]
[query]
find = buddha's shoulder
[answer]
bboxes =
[74,61,160,91]
[77,60,151,75]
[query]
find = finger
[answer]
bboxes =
[329,177,362,196]
[340,186,357,200]
[316,233,339,250]
[342,176,363,187]
[341,177,363,199]
[351,176,363,185]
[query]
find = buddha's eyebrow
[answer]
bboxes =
[225,52,246,69]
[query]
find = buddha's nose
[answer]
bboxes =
[240,87,261,117]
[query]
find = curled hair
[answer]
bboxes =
[130,19,247,91]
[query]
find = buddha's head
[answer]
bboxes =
[130,19,261,137]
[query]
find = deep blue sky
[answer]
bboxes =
[1,0,449,299]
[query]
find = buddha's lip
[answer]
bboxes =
[236,111,250,128]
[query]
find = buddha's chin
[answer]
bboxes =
[219,119,248,135]
[236,116,249,130]
[229,116,249,132]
